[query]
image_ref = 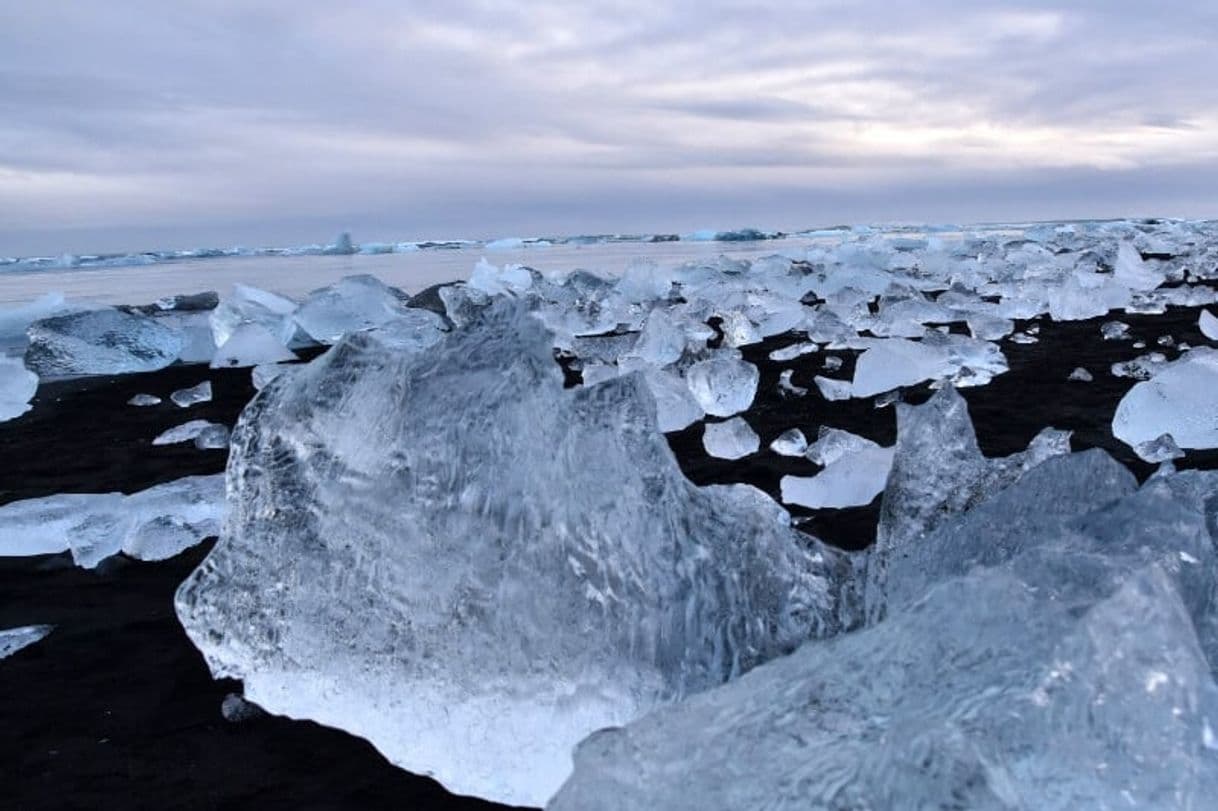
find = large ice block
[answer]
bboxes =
[293,275,411,344]
[0,356,37,422]
[1112,348,1218,452]
[25,308,184,376]
[175,303,851,807]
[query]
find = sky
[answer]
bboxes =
[1,0,1216,256]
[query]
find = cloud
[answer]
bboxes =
[0,1,1216,254]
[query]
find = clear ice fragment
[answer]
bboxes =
[170,381,212,408]
[702,417,760,459]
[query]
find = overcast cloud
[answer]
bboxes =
[1,1,1216,254]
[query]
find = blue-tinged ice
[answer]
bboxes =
[25,308,184,377]
[0,356,37,422]
[293,275,412,344]
[170,381,212,408]
[1113,348,1218,453]
[175,302,853,807]
[1,625,53,660]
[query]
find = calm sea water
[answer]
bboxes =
[0,239,829,307]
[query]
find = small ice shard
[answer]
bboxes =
[0,356,38,422]
[777,370,807,397]
[1113,241,1165,291]
[1113,349,1218,452]
[713,311,761,348]
[221,693,266,723]
[25,309,184,377]
[641,369,704,432]
[702,417,760,460]
[1009,331,1038,344]
[175,303,851,806]
[1068,367,1094,382]
[782,435,894,509]
[769,429,808,457]
[685,353,759,417]
[1101,320,1131,341]
[1158,334,1176,347]
[1111,351,1169,380]
[0,475,224,567]
[822,356,843,372]
[813,375,852,401]
[1134,433,1186,464]
[468,258,535,296]
[211,323,298,369]
[768,342,818,362]
[128,393,162,406]
[1,625,53,659]
[293,275,410,343]
[193,424,231,450]
[153,419,227,446]
[170,381,212,408]
[1201,309,1218,341]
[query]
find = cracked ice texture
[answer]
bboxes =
[175,303,851,807]
[25,308,184,376]
[550,398,1218,811]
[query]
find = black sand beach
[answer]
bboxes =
[2,303,1217,809]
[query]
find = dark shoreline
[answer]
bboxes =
[2,304,1217,809]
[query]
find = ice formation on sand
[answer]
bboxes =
[0,475,223,567]
[128,393,162,406]
[780,430,894,509]
[550,395,1218,811]
[702,417,760,460]
[1112,348,1218,452]
[209,284,297,348]
[1,625,53,659]
[152,419,228,446]
[176,303,852,807]
[769,428,807,457]
[25,308,184,376]
[170,381,212,408]
[211,323,298,368]
[684,352,759,417]
[0,355,37,422]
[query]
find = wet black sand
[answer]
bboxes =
[2,304,1217,809]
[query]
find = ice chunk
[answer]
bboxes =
[128,393,161,406]
[702,417,760,460]
[210,284,297,348]
[1111,351,1169,380]
[211,323,298,368]
[193,423,231,450]
[641,369,704,432]
[1,625,53,659]
[1134,433,1186,464]
[25,309,184,376]
[0,292,71,348]
[768,342,817,362]
[550,562,1218,811]
[170,381,212,408]
[813,375,852,401]
[769,428,807,457]
[293,275,410,343]
[468,258,535,297]
[1114,241,1165,290]
[175,303,851,807]
[153,419,227,446]
[365,308,447,353]
[781,433,894,509]
[1201,309,1218,341]
[626,311,686,367]
[777,369,807,397]
[1068,366,1093,382]
[684,353,759,417]
[1048,272,1132,321]
[1101,320,1131,340]
[1113,349,1218,451]
[0,356,37,422]
[251,363,290,390]
[0,475,223,567]
[850,339,950,398]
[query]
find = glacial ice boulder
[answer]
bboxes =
[175,303,852,807]
[1112,348,1218,452]
[550,439,1218,811]
[25,308,184,376]
[210,284,297,348]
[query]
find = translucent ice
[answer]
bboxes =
[781,432,894,509]
[1134,433,1186,464]
[25,309,184,377]
[641,369,704,432]
[1113,349,1218,452]
[777,369,807,397]
[210,284,297,348]
[850,339,950,398]
[769,428,807,457]
[293,275,410,344]
[768,342,817,362]
[702,417,760,459]
[1114,241,1165,291]
[211,323,298,369]
[1,625,53,659]
[192,423,231,450]
[128,393,162,406]
[153,419,227,446]
[175,303,851,806]
[0,356,37,422]
[170,381,212,408]
[0,475,223,567]
[0,292,71,348]
[1068,366,1093,382]
[684,352,759,417]
[813,375,852,401]
[1201,309,1218,341]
